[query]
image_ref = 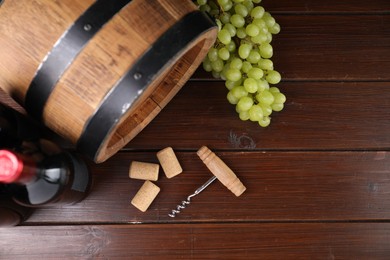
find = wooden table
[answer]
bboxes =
[1,0,390,258]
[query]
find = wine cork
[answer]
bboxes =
[129,161,159,181]
[156,147,183,178]
[131,181,160,212]
[197,146,246,197]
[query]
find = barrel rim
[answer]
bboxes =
[76,11,217,162]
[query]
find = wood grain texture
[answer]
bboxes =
[1,223,389,259]
[127,81,390,150]
[25,151,390,223]
[0,0,93,102]
[262,0,390,13]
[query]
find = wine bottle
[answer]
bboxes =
[0,184,33,227]
[0,102,40,226]
[0,149,92,207]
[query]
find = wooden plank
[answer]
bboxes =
[193,15,390,81]
[127,81,390,150]
[26,151,390,223]
[262,0,390,13]
[1,223,389,259]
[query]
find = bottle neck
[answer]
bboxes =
[0,150,38,185]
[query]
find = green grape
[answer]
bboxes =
[220,12,231,24]
[215,19,223,31]
[241,61,252,73]
[212,70,220,79]
[248,104,263,121]
[259,25,268,34]
[239,110,250,121]
[247,50,261,64]
[262,11,271,18]
[247,67,264,80]
[225,82,235,90]
[269,86,280,94]
[236,27,247,39]
[251,33,267,44]
[218,47,230,60]
[252,18,266,29]
[259,103,272,116]
[252,0,262,4]
[230,57,243,70]
[220,62,230,80]
[226,68,242,81]
[236,96,253,112]
[259,42,273,58]
[258,58,274,71]
[231,86,248,99]
[242,0,254,11]
[202,57,212,72]
[257,79,269,92]
[209,8,220,17]
[200,4,211,12]
[218,29,232,45]
[234,4,249,17]
[226,41,236,52]
[264,15,276,28]
[269,23,281,34]
[265,32,273,43]
[221,1,233,11]
[211,58,224,72]
[238,43,252,59]
[271,103,284,112]
[230,14,245,28]
[273,92,286,104]
[227,91,239,104]
[266,70,281,84]
[256,90,274,105]
[233,0,245,3]
[258,116,271,127]
[225,79,241,90]
[208,0,219,10]
[217,0,228,5]
[197,0,208,5]
[245,24,260,37]
[207,47,218,62]
[243,78,258,93]
[251,6,265,19]
[223,23,237,37]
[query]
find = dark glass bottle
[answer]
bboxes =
[0,184,32,227]
[0,102,38,226]
[0,149,92,207]
[0,102,92,208]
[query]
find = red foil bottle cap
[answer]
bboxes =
[0,150,23,183]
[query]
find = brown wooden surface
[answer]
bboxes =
[1,0,390,258]
[1,224,390,259]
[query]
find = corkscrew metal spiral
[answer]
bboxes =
[168,176,217,218]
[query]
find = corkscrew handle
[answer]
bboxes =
[197,146,246,197]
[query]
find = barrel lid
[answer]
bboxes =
[0,150,23,183]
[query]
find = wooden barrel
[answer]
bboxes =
[0,0,217,163]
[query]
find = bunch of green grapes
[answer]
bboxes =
[195,0,285,127]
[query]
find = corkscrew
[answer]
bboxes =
[168,146,247,218]
[168,176,217,217]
